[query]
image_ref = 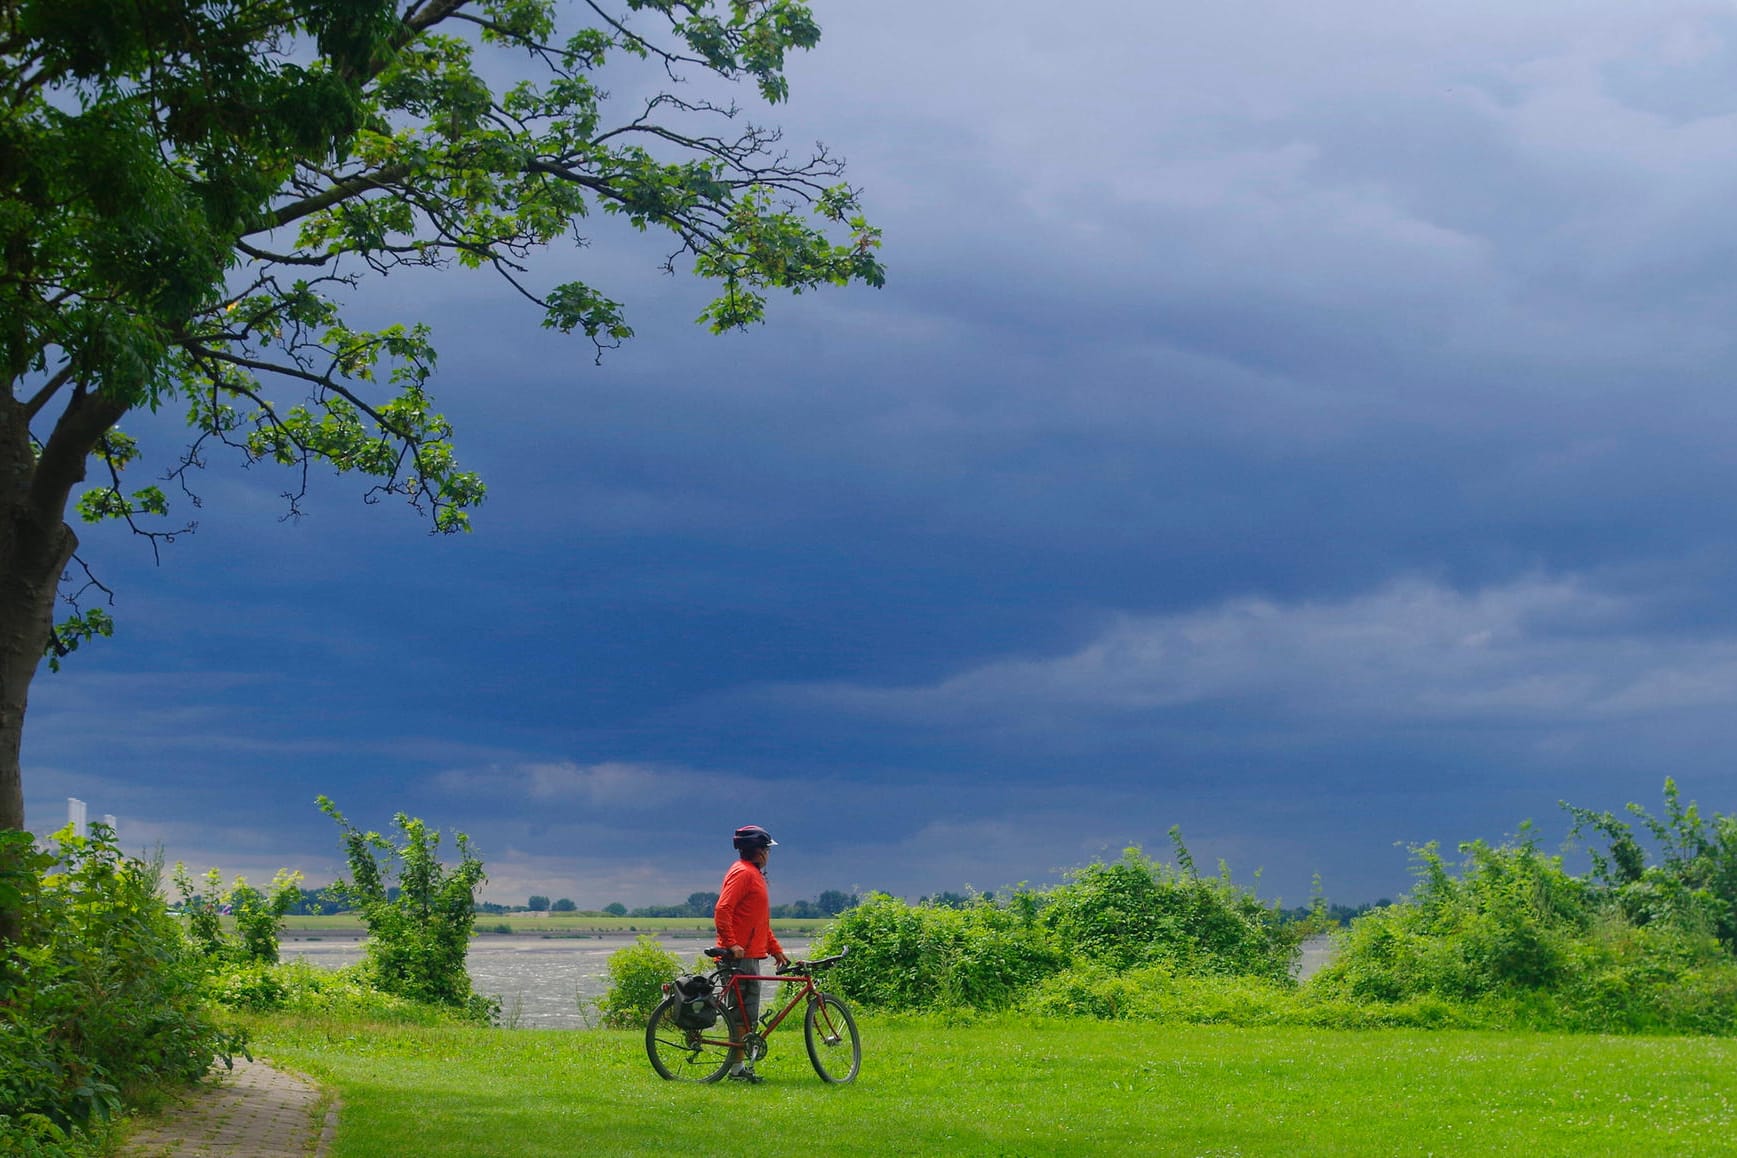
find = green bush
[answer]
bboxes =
[1534,918,1737,1034]
[319,797,497,1022]
[1022,962,1481,1030]
[596,935,680,1028]
[173,865,303,964]
[1308,820,1737,1034]
[0,1113,101,1158]
[0,826,231,1140]
[815,891,1065,1012]
[818,837,1295,1015]
[1041,838,1299,982]
[1313,837,1588,1004]
[1568,778,1737,952]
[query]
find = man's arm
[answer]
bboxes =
[715,866,746,957]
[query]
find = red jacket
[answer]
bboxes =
[715,858,784,959]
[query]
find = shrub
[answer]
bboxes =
[1312,836,1589,1004]
[1567,778,1737,952]
[173,865,303,964]
[318,797,497,1022]
[596,935,680,1028]
[0,1113,101,1158]
[0,826,231,1140]
[817,838,1296,1014]
[1307,824,1737,1034]
[1041,838,1299,983]
[815,891,1065,1012]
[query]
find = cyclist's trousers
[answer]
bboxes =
[722,956,767,1032]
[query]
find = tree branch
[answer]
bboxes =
[186,345,413,444]
[235,239,334,267]
[255,164,415,235]
[21,363,75,422]
[29,388,130,529]
[406,0,472,34]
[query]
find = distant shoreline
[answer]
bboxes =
[276,914,833,938]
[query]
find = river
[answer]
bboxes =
[280,932,811,1030]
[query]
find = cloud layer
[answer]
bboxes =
[22,0,1737,908]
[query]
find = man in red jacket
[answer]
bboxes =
[714,824,789,1083]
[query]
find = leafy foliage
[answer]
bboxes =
[816,837,1296,1013]
[595,934,681,1028]
[1310,788,1737,1034]
[814,802,1737,1035]
[173,865,304,964]
[1565,777,1737,952]
[1315,835,1590,1003]
[1041,838,1298,982]
[318,797,496,1021]
[815,892,1064,1013]
[0,827,231,1142]
[0,1112,100,1158]
[3,0,883,664]
[1023,963,1474,1029]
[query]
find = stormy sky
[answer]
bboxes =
[23,0,1737,909]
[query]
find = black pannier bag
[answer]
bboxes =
[671,974,719,1029]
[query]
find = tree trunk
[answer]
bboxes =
[0,385,121,948]
[0,535,63,948]
[0,512,69,836]
[1,390,80,822]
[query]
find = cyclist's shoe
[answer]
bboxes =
[727,1069,764,1084]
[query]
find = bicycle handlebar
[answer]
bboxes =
[702,945,852,973]
[791,946,850,974]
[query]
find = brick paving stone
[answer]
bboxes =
[121,1058,334,1158]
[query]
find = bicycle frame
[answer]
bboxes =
[705,964,819,1047]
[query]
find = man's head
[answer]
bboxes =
[733,824,777,863]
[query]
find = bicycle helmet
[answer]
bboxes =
[732,824,778,850]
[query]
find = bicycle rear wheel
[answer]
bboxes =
[646,996,740,1082]
[803,993,861,1083]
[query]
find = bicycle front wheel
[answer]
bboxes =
[646,996,740,1083]
[803,993,861,1083]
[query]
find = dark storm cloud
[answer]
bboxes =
[24,0,1737,906]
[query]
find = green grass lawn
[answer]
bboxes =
[253,1015,1737,1156]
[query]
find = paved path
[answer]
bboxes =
[121,1058,336,1158]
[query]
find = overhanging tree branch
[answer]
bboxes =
[0,0,881,848]
[20,364,74,422]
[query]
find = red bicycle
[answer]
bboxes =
[646,946,861,1084]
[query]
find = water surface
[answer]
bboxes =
[281,932,810,1029]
